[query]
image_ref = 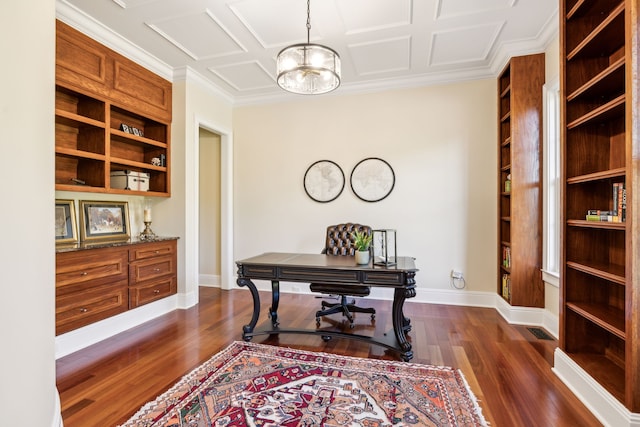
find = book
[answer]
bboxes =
[502,246,511,268]
[586,214,619,222]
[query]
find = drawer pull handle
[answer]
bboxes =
[153,289,160,294]
[154,268,161,272]
[79,308,88,313]
[80,272,88,276]
[155,250,160,254]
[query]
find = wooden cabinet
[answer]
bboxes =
[55,246,129,335]
[56,239,178,335]
[129,240,177,308]
[560,0,639,411]
[497,53,545,307]
[55,20,171,196]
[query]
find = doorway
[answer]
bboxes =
[198,128,221,287]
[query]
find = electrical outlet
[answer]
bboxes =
[451,270,463,279]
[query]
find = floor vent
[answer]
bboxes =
[527,327,554,341]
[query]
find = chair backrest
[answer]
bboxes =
[323,223,371,256]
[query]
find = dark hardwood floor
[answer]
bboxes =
[56,287,602,426]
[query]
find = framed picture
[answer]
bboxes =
[350,157,395,202]
[55,199,78,245]
[303,160,345,203]
[79,200,131,242]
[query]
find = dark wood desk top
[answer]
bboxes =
[236,252,417,271]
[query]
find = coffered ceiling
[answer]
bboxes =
[58,0,558,105]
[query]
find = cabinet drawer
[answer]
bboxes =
[129,276,176,308]
[129,240,176,261]
[56,282,128,335]
[56,247,128,291]
[129,255,175,284]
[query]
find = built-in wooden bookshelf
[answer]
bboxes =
[55,20,172,196]
[497,54,545,307]
[560,0,639,411]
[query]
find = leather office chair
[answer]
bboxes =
[309,223,376,328]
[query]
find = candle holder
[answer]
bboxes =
[139,221,157,241]
[139,198,157,241]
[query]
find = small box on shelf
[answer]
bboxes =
[111,170,150,192]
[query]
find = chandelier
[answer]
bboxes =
[276,0,341,94]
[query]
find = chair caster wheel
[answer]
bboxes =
[371,314,376,320]
[316,317,320,326]
[349,323,355,329]
[322,335,331,342]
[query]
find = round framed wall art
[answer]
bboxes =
[303,160,345,203]
[350,157,395,202]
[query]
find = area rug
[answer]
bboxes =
[119,341,487,426]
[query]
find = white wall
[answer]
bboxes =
[233,80,497,297]
[0,1,60,426]
[155,73,233,304]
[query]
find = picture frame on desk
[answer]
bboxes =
[79,200,130,242]
[55,199,78,245]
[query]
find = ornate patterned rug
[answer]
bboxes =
[119,341,487,426]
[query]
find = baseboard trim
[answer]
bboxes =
[553,349,640,427]
[52,388,63,427]
[55,295,179,359]
[199,274,220,287]
[240,280,550,329]
[495,296,545,326]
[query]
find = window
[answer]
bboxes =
[542,77,560,286]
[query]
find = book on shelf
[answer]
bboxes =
[585,182,626,222]
[501,274,511,300]
[502,246,511,268]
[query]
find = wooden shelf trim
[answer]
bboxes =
[110,157,167,172]
[566,57,625,102]
[566,94,625,129]
[110,129,167,148]
[501,136,511,146]
[500,111,511,122]
[566,2,625,61]
[55,109,106,129]
[566,302,625,339]
[566,260,625,285]
[566,0,586,19]
[566,167,626,184]
[566,219,626,230]
[55,147,106,161]
[500,164,511,172]
[500,84,510,98]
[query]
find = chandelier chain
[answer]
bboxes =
[306,0,311,44]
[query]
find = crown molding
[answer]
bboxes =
[56,0,173,81]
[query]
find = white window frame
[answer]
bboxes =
[542,76,560,287]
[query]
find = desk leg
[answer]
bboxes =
[237,277,260,340]
[393,287,416,362]
[269,280,280,327]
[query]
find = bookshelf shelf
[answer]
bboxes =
[496,54,544,307]
[560,0,640,411]
[55,21,172,197]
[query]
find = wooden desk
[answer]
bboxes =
[235,252,418,361]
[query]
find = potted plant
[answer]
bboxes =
[351,230,372,264]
